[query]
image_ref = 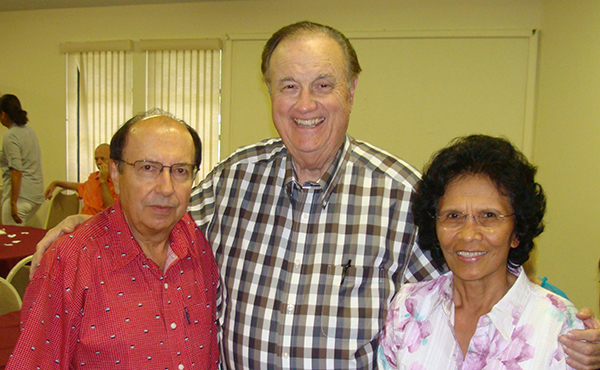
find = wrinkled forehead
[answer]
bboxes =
[125,116,194,157]
[269,33,348,74]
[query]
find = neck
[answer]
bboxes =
[451,268,517,357]
[294,163,328,184]
[292,150,339,184]
[452,269,517,315]
[124,215,171,270]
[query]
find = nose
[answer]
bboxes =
[456,216,483,241]
[295,89,317,113]
[155,168,175,196]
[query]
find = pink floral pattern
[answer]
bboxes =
[398,298,433,353]
[377,268,583,370]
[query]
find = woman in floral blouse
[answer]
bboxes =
[378,135,583,370]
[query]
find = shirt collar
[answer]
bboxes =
[436,272,455,319]
[485,266,529,342]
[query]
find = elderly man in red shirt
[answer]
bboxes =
[7,110,219,370]
[44,143,117,215]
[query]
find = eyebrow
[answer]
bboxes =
[278,76,296,83]
[438,207,507,213]
[277,74,334,83]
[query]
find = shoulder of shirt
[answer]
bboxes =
[34,211,112,281]
[4,125,33,140]
[347,136,422,188]
[3,126,19,138]
[6,124,31,133]
[50,209,114,255]
[208,136,421,183]
[210,137,286,173]
[525,278,580,317]
[390,273,451,313]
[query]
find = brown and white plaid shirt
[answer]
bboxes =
[188,135,443,369]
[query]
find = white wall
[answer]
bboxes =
[535,0,600,315]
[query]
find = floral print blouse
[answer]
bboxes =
[378,267,583,370]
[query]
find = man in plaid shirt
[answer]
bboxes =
[34,21,600,370]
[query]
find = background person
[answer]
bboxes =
[0,94,43,225]
[378,135,584,369]
[44,143,117,215]
[8,110,218,369]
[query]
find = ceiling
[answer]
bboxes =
[0,0,226,12]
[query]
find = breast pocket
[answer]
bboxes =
[319,264,387,342]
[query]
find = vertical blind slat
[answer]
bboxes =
[146,49,221,180]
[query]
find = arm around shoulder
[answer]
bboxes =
[559,307,600,370]
[30,214,93,279]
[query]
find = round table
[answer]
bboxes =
[0,225,47,278]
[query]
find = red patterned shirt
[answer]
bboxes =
[7,199,219,370]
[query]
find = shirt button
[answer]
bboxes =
[164,283,169,289]
[294,259,301,269]
[283,353,289,359]
[469,352,477,358]
[171,323,177,329]
[178,364,184,370]
[301,213,309,221]
[287,304,294,314]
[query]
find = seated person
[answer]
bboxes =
[44,143,117,215]
[7,110,218,369]
[378,135,584,369]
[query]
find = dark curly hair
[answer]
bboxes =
[412,134,546,269]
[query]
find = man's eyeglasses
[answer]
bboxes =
[435,211,514,229]
[119,160,197,182]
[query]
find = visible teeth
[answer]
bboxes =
[294,118,324,127]
[457,251,486,258]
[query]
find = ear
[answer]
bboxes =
[109,160,120,195]
[348,77,359,106]
[510,236,520,249]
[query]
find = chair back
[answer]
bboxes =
[45,190,80,230]
[0,277,22,315]
[6,255,33,300]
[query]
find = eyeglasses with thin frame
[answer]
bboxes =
[118,159,197,183]
[435,211,515,229]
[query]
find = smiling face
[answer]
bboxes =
[110,116,195,241]
[267,33,358,180]
[436,174,520,286]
